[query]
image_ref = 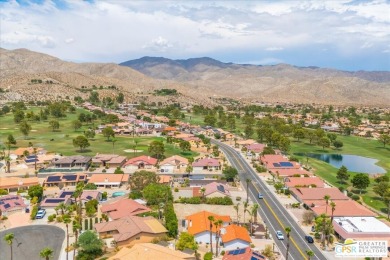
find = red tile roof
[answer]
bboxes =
[123,155,157,166]
[186,211,231,235]
[285,177,325,188]
[101,198,151,220]
[193,158,220,167]
[221,224,251,243]
[310,200,376,217]
[290,187,349,201]
[270,168,313,177]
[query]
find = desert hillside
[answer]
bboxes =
[121,57,390,106]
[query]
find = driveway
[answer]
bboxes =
[0,225,65,260]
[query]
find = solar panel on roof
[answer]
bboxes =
[280,162,293,167]
[86,196,92,200]
[217,185,225,193]
[238,249,246,254]
[79,175,85,179]
[233,249,241,255]
[0,201,4,205]
[63,175,77,181]
[25,159,37,163]
[273,163,280,167]
[253,252,265,259]
[4,203,10,209]
[251,257,259,260]
[47,176,61,182]
[60,191,74,198]
[45,199,65,203]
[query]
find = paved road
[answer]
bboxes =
[0,225,65,260]
[213,140,328,260]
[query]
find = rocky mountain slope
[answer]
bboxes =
[121,57,390,106]
[0,48,214,106]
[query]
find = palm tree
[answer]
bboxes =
[57,202,66,215]
[4,233,14,260]
[39,247,54,260]
[251,204,259,223]
[245,178,251,203]
[234,203,240,224]
[330,202,336,223]
[306,250,314,260]
[63,216,71,260]
[73,182,85,226]
[207,215,215,255]
[72,221,82,259]
[200,187,206,202]
[323,195,330,248]
[324,195,330,215]
[243,201,249,224]
[285,226,291,260]
[214,219,223,257]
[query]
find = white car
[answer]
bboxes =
[276,230,284,240]
[35,209,46,219]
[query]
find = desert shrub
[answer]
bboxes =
[174,187,179,192]
[236,196,242,201]
[351,194,360,201]
[205,196,233,205]
[48,214,56,222]
[30,205,38,220]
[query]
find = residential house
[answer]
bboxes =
[269,168,313,178]
[52,155,92,170]
[0,195,27,215]
[123,156,157,173]
[290,187,349,204]
[185,211,231,243]
[101,197,151,220]
[309,200,376,217]
[80,190,102,204]
[192,158,221,174]
[245,143,266,155]
[333,217,390,241]
[11,147,44,159]
[221,225,252,250]
[92,154,127,168]
[0,177,39,192]
[108,243,196,260]
[94,216,168,247]
[284,177,325,188]
[223,247,266,260]
[40,191,73,208]
[43,173,87,187]
[260,154,300,170]
[159,155,189,174]
[88,174,129,188]
[193,182,231,198]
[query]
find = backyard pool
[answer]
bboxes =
[112,191,126,197]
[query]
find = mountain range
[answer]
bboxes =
[0,48,389,106]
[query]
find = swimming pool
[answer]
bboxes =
[112,191,126,198]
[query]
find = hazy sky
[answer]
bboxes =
[1,0,389,71]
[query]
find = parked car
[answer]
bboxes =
[276,230,284,240]
[35,209,46,219]
[258,193,264,199]
[305,235,314,243]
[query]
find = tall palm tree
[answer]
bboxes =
[285,227,291,260]
[330,202,336,223]
[39,247,54,260]
[243,201,249,224]
[324,195,330,215]
[251,204,259,223]
[207,215,215,255]
[323,195,330,248]
[73,182,85,225]
[234,203,240,224]
[63,216,71,260]
[306,250,314,260]
[245,178,251,203]
[72,221,82,259]
[4,233,14,260]
[214,219,223,257]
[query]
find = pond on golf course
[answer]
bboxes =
[295,153,386,174]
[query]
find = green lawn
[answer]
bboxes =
[0,108,198,159]
[290,136,390,215]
